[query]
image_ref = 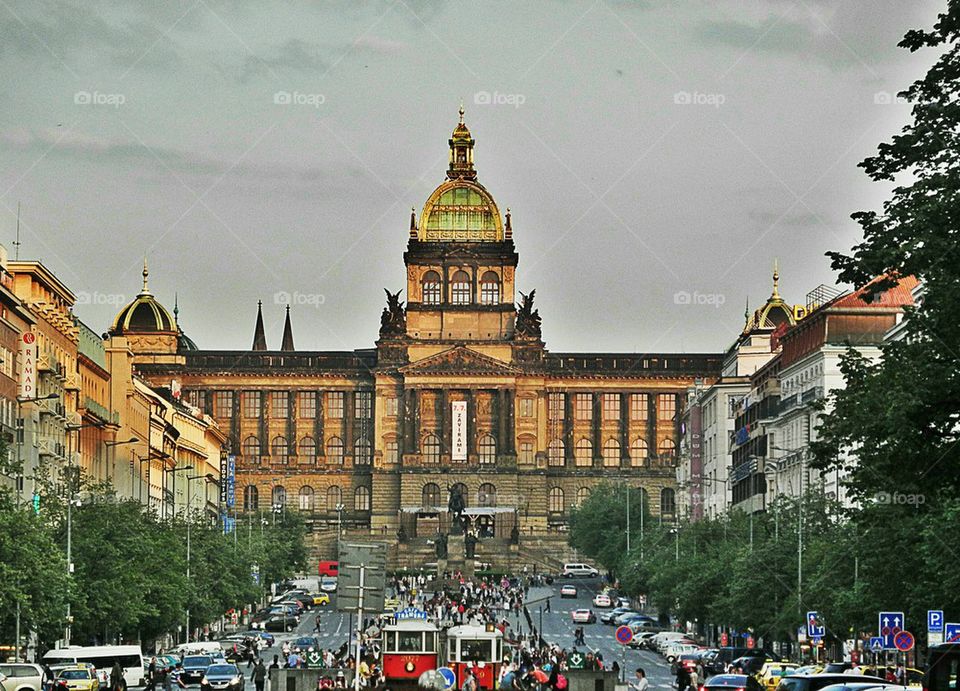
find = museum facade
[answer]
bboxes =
[116,110,722,568]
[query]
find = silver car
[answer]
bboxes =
[0,664,45,691]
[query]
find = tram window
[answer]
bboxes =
[460,639,490,662]
[398,632,423,652]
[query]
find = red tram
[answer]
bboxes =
[446,624,504,691]
[381,610,440,687]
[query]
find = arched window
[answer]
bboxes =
[548,487,565,514]
[423,434,441,464]
[451,482,468,508]
[631,438,649,467]
[299,436,316,463]
[354,437,372,465]
[658,438,676,461]
[478,434,496,464]
[602,439,620,467]
[575,486,590,507]
[298,486,314,511]
[327,436,344,465]
[575,438,593,467]
[242,436,261,464]
[548,439,565,467]
[272,435,289,464]
[661,487,676,516]
[480,271,501,305]
[271,485,286,508]
[243,485,258,511]
[385,439,399,464]
[354,486,370,512]
[450,270,471,305]
[326,485,342,511]
[478,482,496,507]
[422,482,441,507]
[422,270,441,305]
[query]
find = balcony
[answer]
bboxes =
[65,372,81,391]
[37,438,66,459]
[39,399,66,420]
[83,397,113,424]
[38,353,57,373]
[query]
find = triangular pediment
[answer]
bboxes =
[399,346,521,376]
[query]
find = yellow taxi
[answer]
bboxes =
[859,666,924,687]
[57,664,100,691]
[757,662,799,691]
[311,592,331,606]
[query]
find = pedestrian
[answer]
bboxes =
[631,668,649,691]
[688,665,700,691]
[146,657,158,691]
[251,659,267,691]
[675,663,690,691]
[111,660,126,691]
[895,664,906,686]
[270,655,280,671]
[545,599,551,614]
[461,668,478,691]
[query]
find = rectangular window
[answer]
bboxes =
[326,392,344,419]
[602,393,620,421]
[355,391,373,419]
[271,391,289,418]
[519,397,534,418]
[548,393,565,421]
[384,397,398,417]
[243,391,261,419]
[519,441,534,464]
[658,393,677,422]
[575,394,592,421]
[630,394,648,421]
[298,391,317,419]
[385,440,399,464]
[213,391,233,419]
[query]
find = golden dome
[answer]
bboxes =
[110,260,177,335]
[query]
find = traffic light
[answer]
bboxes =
[32,493,40,514]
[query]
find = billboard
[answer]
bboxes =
[451,401,467,461]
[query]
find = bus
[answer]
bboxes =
[42,646,145,688]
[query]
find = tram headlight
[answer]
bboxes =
[405,662,415,673]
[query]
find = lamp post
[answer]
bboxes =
[336,502,345,557]
[185,473,215,644]
[163,465,194,520]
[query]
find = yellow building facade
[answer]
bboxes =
[118,112,722,569]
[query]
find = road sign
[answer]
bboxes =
[869,637,884,652]
[337,542,387,613]
[720,632,728,646]
[945,623,960,643]
[807,611,826,639]
[894,630,915,652]
[615,626,633,645]
[437,668,456,690]
[568,652,585,669]
[929,632,944,646]
[879,611,905,650]
[929,610,945,633]
[306,651,322,668]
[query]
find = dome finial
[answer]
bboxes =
[141,256,151,295]
[174,292,179,323]
[772,257,780,298]
[458,99,465,124]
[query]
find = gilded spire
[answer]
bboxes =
[140,257,151,296]
[772,257,781,298]
[281,304,295,351]
[448,105,476,181]
[744,296,750,323]
[173,292,179,324]
[252,300,267,351]
[458,100,465,124]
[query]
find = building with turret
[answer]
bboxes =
[117,110,723,570]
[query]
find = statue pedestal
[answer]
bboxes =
[446,535,466,575]
[437,558,448,576]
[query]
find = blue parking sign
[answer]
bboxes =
[929,610,944,633]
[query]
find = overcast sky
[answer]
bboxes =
[0,0,944,354]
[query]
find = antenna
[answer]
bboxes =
[12,202,21,260]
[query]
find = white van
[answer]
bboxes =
[173,642,224,657]
[42,646,145,688]
[561,563,599,578]
[651,631,690,652]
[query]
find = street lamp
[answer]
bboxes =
[163,465,194,519]
[335,503,345,557]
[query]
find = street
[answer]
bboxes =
[222,577,676,691]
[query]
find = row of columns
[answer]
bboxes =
[399,387,516,459]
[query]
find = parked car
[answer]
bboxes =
[702,674,764,691]
[562,563,600,578]
[815,683,907,691]
[0,664,45,691]
[311,593,331,606]
[665,644,701,663]
[560,585,578,599]
[601,608,636,625]
[615,597,632,608]
[198,664,244,691]
[180,656,214,685]
[627,632,658,650]
[571,609,596,624]
[292,637,321,653]
[705,648,768,675]
[261,615,297,632]
[757,662,800,691]
[320,577,338,592]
